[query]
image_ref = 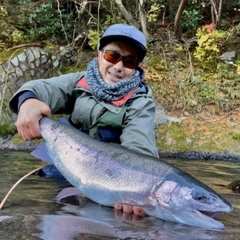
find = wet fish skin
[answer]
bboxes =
[34,117,232,230]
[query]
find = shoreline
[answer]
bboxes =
[1,138,239,162]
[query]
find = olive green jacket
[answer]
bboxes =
[9,71,159,158]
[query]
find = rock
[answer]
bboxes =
[155,103,181,126]
[0,47,63,127]
[220,51,236,64]
[0,134,12,145]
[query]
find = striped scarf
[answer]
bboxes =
[85,58,142,101]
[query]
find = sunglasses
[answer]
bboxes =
[101,49,139,69]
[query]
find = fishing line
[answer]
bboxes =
[0,163,49,210]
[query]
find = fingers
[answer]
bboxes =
[115,210,143,221]
[16,98,52,141]
[16,117,41,141]
[114,203,123,210]
[114,201,144,218]
[132,206,144,216]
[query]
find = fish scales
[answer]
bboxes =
[36,117,233,230]
[41,120,163,204]
[42,117,177,175]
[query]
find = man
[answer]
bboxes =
[9,23,159,215]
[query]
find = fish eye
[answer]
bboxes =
[194,192,207,203]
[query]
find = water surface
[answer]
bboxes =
[0,149,239,240]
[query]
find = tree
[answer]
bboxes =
[209,0,223,29]
[138,0,149,37]
[114,0,138,27]
[174,0,188,40]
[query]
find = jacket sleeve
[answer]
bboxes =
[120,86,159,158]
[9,72,85,114]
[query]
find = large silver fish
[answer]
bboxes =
[32,117,232,230]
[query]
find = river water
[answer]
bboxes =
[0,149,239,240]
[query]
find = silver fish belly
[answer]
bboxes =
[36,117,232,230]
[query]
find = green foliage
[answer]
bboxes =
[27,3,61,42]
[88,29,100,50]
[198,69,240,105]
[217,70,240,101]
[181,9,203,31]
[200,83,214,100]
[0,40,5,50]
[234,60,240,74]
[10,0,32,5]
[193,27,231,70]
[0,5,11,47]
[0,5,7,17]
[0,124,16,136]
[104,15,127,25]
[147,3,162,23]
[233,0,240,10]
[147,0,166,26]
[147,46,240,112]
[25,2,74,43]
[12,29,25,44]
[172,124,185,140]
[231,132,240,140]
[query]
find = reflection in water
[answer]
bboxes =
[0,216,11,222]
[34,201,220,240]
[0,150,239,240]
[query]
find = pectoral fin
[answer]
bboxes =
[55,187,85,201]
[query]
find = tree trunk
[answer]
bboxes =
[174,0,188,41]
[114,0,139,27]
[209,0,222,28]
[138,0,149,37]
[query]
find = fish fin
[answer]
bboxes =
[35,164,66,180]
[31,141,53,164]
[59,117,71,125]
[54,187,84,201]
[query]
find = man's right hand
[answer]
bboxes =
[15,98,52,141]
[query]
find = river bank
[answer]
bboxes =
[1,105,240,161]
[156,106,240,161]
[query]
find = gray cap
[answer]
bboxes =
[98,24,147,62]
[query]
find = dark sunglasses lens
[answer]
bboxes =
[122,57,138,69]
[104,50,121,64]
[104,50,138,69]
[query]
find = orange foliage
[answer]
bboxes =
[204,23,215,33]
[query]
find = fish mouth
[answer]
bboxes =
[198,202,233,218]
[198,210,219,218]
[191,209,227,230]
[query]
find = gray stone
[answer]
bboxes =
[10,57,20,67]
[220,51,236,61]
[220,51,236,64]
[0,47,64,126]
[155,102,181,126]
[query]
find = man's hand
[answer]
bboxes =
[114,201,144,216]
[16,98,52,141]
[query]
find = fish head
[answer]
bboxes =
[146,173,232,230]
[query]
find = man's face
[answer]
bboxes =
[98,42,138,85]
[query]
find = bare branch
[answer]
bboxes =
[114,0,139,27]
